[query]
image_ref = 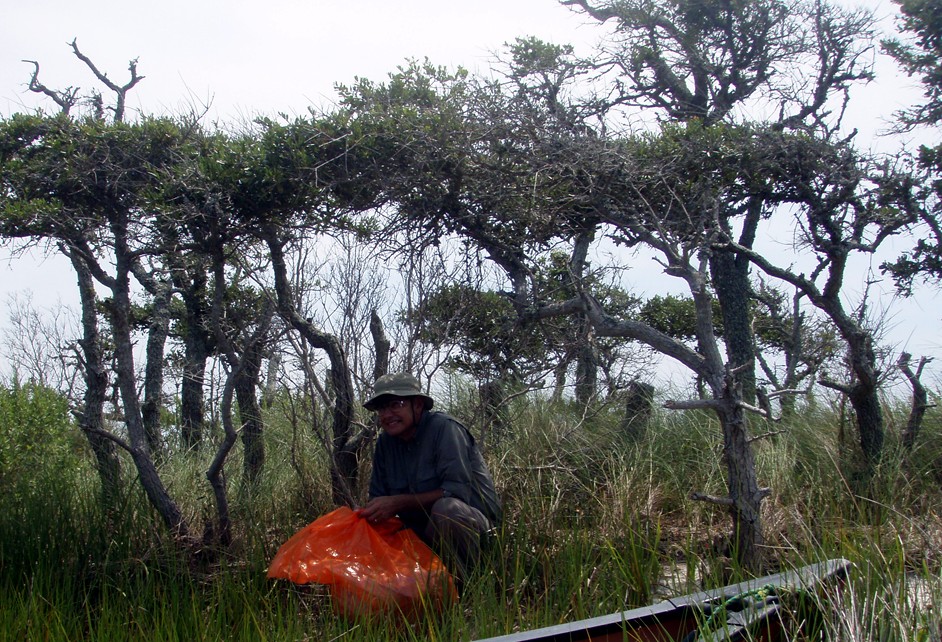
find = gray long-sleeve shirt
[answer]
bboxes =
[368,410,502,532]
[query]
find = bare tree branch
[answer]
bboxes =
[69,38,144,122]
[664,398,721,412]
[22,60,80,114]
[690,492,734,507]
[77,424,136,456]
[898,351,936,450]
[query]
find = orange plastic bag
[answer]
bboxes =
[267,507,457,618]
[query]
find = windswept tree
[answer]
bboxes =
[880,0,942,449]
[0,112,196,540]
[331,0,910,564]
[332,57,785,568]
[882,0,942,291]
[173,115,378,506]
[561,0,878,404]
[2,44,141,508]
[720,133,918,464]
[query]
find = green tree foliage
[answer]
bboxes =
[638,295,722,342]
[562,0,876,406]
[882,0,942,291]
[0,98,385,534]
[0,379,78,494]
[408,249,641,394]
[0,111,196,533]
[0,0,930,573]
[411,284,527,380]
[884,0,942,129]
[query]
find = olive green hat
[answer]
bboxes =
[363,372,435,411]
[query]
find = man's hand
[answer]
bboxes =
[356,489,445,523]
[356,496,403,522]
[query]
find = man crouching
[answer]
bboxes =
[357,372,502,581]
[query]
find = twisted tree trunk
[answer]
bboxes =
[265,229,358,506]
[141,280,171,457]
[177,272,211,452]
[107,217,190,541]
[237,332,267,487]
[66,246,121,510]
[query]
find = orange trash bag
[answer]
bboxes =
[267,506,457,618]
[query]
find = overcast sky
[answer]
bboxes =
[1,1,923,130]
[1,0,939,386]
[1,0,604,120]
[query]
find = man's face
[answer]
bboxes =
[375,396,424,440]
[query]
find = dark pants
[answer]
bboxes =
[413,497,491,581]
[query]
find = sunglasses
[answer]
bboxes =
[372,398,410,412]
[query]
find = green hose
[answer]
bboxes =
[680,583,780,642]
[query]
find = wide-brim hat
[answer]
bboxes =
[363,372,435,411]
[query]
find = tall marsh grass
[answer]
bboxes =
[1,382,940,640]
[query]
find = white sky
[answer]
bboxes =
[1,0,602,120]
[1,0,940,388]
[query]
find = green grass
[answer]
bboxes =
[1,389,941,641]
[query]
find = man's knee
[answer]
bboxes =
[430,497,489,534]
[426,498,491,580]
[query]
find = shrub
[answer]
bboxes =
[0,377,80,495]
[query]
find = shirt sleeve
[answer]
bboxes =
[433,417,475,504]
[367,437,388,499]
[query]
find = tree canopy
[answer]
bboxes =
[0,0,936,572]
